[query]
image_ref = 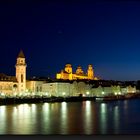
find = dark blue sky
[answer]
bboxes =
[1,0,140,80]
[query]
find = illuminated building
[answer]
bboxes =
[0,50,46,95]
[0,73,17,95]
[26,79,45,95]
[56,64,99,80]
[42,82,72,97]
[0,50,27,95]
[15,50,27,93]
[41,81,137,97]
[0,50,137,97]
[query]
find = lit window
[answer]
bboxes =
[102,91,104,95]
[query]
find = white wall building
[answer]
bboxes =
[26,80,45,95]
[42,82,72,97]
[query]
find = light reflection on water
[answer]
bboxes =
[83,101,93,134]
[0,99,140,134]
[11,104,37,134]
[0,106,6,133]
[100,103,107,134]
[42,103,51,133]
[114,106,119,134]
[60,102,68,134]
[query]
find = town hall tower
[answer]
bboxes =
[15,50,27,94]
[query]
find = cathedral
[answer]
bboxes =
[56,64,99,80]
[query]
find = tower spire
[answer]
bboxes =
[18,49,25,58]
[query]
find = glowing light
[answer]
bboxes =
[62,102,67,110]
[86,91,89,95]
[0,106,6,115]
[43,103,50,112]
[85,101,91,111]
[100,103,107,134]
[114,106,119,133]
[14,92,17,96]
[60,102,68,134]
[115,92,117,95]
[0,105,6,133]
[102,91,105,95]
[31,104,36,113]
[101,103,106,113]
[118,92,121,95]
[84,101,92,134]
[1,93,5,96]
[62,92,65,96]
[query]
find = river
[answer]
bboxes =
[0,99,140,134]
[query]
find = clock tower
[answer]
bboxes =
[15,50,27,94]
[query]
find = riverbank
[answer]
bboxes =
[96,93,140,101]
[0,93,140,105]
[0,96,96,105]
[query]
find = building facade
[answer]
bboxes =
[0,50,27,95]
[41,81,137,97]
[0,50,138,97]
[0,73,18,95]
[26,80,45,95]
[56,64,99,80]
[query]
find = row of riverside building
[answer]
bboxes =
[0,50,138,97]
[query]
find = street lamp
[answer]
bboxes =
[118,92,121,95]
[102,91,105,95]
[62,92,66,96]
[86,91,89,97]
[45,92,48,96]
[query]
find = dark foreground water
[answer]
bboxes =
[1,99,140,134]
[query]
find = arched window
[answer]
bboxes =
[21,74,23,83]
[13,84,17,89]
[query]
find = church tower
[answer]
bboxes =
[76,66,84,75]
[15,50,27,94]
[87,64,94,80]
[64,64,73,80]
[65,64,72,74]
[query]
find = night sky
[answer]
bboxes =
[1,0,140,81]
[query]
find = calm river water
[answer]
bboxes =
[1,99,140,134]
